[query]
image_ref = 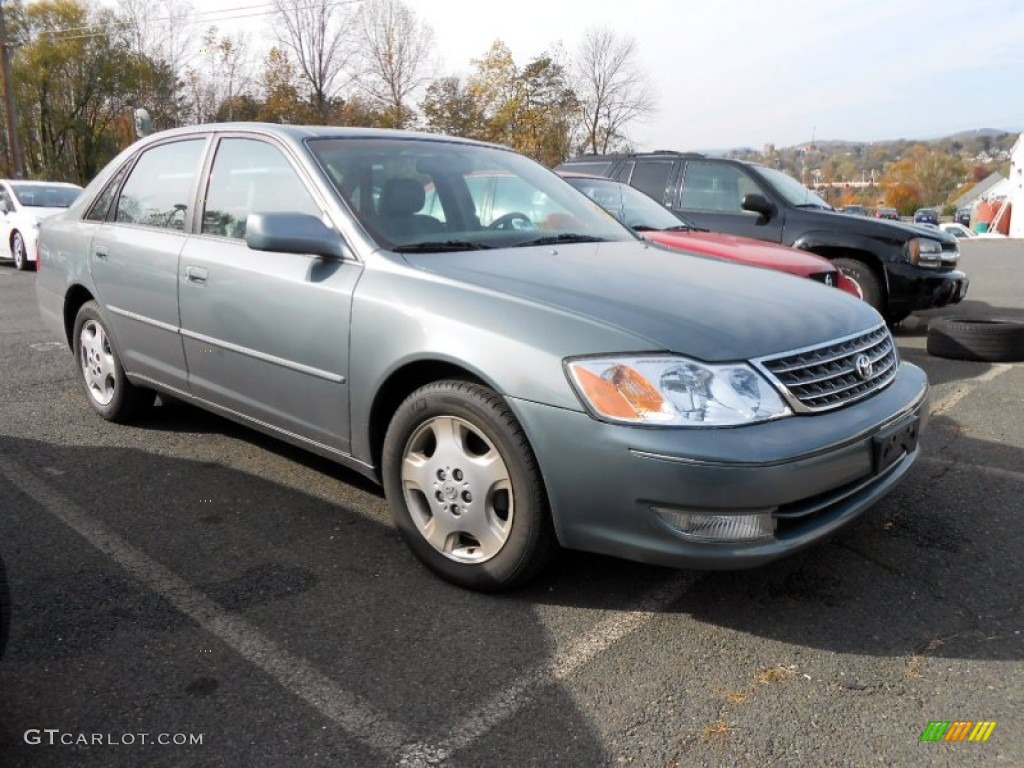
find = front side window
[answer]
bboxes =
[115,139,205,230]
[202,138,321,239]
[680,161,762,213]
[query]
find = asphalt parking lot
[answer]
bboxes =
[1,239,1021,767]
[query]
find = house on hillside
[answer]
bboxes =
[1010,133,1023,238]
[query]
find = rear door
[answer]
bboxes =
[89,137,208,391]
[177,135,360,454]
[674,160,785,244]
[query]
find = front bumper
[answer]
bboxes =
[887,264,968,315]
[510,362,929,570]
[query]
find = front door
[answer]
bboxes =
[675,160,785,244]
[177,136,359,454]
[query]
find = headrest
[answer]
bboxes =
[380,178,426,216]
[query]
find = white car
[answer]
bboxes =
[0,179,83,270]
[939,222,976,239]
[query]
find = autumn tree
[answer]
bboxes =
[881,144,965,206]
[421,76,487,139]
[259,47,314,123]
[885,182,920,216]
[354,0,434,128]
[574,27,655,154]
[272,0,356,122]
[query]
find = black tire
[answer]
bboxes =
[0,553,10,659]
[927,317,1024,362]
[11,232,29,271]
[382,380,556,591]
[832,257,884,315]
[72,301,155,422]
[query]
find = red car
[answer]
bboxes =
[561,173,862,299]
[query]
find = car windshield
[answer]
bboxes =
[754,166,831,209]
[10,184,80,208]
[564,176,692,231]
[306,138,636,252]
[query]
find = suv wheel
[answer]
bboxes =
[832,257,883,314]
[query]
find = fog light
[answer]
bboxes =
[652,507,775,542]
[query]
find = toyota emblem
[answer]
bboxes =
[854,353,873,380]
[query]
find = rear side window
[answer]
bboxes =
[84,164,129,222]
[115,140,205,230]
[629,161,674,204]
[201,138,321,240]
[562,161,613,176]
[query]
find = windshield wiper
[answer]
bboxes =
[392,240,491,253]
[795,203,831,210]
[511,233,609,247]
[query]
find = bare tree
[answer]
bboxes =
[272,0,357,122]
[354,0,434,128]
[574,27,656,154]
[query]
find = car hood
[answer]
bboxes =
[24,207,69,221]
[821,209,956,244]
[644,230,834,276]
[402,241,880,362]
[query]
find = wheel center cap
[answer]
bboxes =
[442,483,457,500]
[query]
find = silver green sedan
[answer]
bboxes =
[36,124,929,590]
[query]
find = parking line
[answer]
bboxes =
[0,455,415,755]
[397,573,697,767]
[929,363,1014,416]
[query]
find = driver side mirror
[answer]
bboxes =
[742,193,776,222]
[246,213,347,259]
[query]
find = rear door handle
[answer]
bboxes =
[185,266,208,285]
[94,246,108,259]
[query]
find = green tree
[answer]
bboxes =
[13,0,179,182]
[420,76,487,139]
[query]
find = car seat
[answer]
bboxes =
[377,178,445,240]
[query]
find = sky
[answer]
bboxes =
[124,0,1024,151]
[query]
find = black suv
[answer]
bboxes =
[556,152,968,322]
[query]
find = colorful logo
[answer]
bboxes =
[920,721,996,742]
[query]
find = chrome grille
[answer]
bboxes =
[755,325,897,413]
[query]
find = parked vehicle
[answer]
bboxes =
[0,180,83,270]
[939,222,975,239]
[561,173,862,298]
[840,205,867,216]
[913,208,939,226]
[37,124,930,590]
[954,208,972,227]
[874,207,899,220]
[555,151,967,324]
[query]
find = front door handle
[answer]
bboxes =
[185,266,208,285]
[94,246,108,259]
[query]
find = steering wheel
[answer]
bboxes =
[488,212,534,230]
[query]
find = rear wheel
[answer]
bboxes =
[382,380,556,591]
[832,257,884,315]
[73,301,155,422]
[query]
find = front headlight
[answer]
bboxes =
[906,237,943,267]
[565,356,792,427]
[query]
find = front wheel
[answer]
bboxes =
[11,232,29,271]
[382,380,556,590]
[832,257,884,315]
[72,301,155,422]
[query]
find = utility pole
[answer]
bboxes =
[0,0,24,178]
